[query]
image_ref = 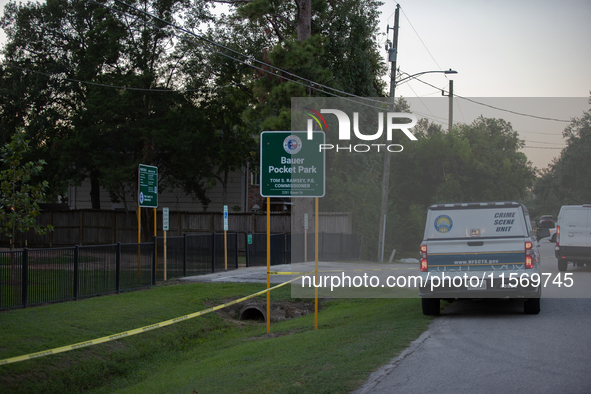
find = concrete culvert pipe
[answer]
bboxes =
[239,306,266,322]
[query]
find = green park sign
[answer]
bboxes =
[138,164,158,208]
[260,131,325,198]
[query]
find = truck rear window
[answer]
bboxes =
[539,220,555,228]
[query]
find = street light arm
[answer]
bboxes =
[395,69,457,86]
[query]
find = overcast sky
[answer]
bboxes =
[379,0,590,98]
[376,0,591,169]
[1,0,589,169]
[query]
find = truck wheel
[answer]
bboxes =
[421,298,440,316]
[558,260,567,272]
[524,297,540,314]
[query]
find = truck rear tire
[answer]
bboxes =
[558,260,567,272]
[421,298,440,316]
[524,297,540,314]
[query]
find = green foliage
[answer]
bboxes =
[0,132,53,239]
[532,97,591,217]
[387,116,534,255]
[0,0,257,210]
[313,0,387,96]
[322,112,536,259]
[236,0,386,131]
[0,0,388,213]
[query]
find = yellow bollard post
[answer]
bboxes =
[154,207,157,277]
[266,197,271,334]
[137,206,141,278]
[224,230,228,271]
[315,197,319,330]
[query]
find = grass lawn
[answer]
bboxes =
[0,281,432,394]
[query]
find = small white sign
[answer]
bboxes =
[223,205,228,231]
[163,207,169,231]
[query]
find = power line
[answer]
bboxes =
[76,0,405,116]
[3,62,266,93]
[101,0,388,107]
[523,140,567,146]
[411,77,572,123]
[517,129,565,136]
[2,64,201,92]
[522,139,565,145]
[404,82,441,124]
[399,6,445,75]
[523,146,564,150]
[5,0,393,110]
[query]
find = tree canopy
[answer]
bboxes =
[532,97,591,218]
[0,0,387,211]
[321,113,537,259]
[1,0,551,258]
[0,0,254,210]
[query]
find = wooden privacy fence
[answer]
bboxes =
[0,210,353,248]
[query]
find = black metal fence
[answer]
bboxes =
[245,232,360,267]
[0,231,359,310]
[154,233,239,280]
[0,233,240,310]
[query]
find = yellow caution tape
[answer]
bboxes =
[320,267,416,273]
[269,271,315,275]
[269,267,415,275]
[0,276,303,366]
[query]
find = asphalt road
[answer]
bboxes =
[180,241,591,393]
[355,240,591,394]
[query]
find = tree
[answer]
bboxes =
[388,116,535,254]
[230,0,386,233]
[0,0,253,211]
[0,132,53,245]
[0,0,387,220]
[320,112,537,258]
[533,97,591,216]
[232,0,386,130]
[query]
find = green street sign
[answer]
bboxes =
[260,131,325,198]
[138,164,158,208]
[248,234,253,245]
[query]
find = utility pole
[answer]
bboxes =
[448,79,453,132]
[378,4,400,262]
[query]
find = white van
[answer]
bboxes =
[419,201,541,315]
[555,205,591,271]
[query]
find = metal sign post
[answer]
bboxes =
[260,131,325,332]
[163,207,169,281]
[224,205,228,271]
[304,213,308,262]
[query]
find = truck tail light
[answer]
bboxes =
[420,244,428,272]
[556,225,560,246]
[525,241,533,269]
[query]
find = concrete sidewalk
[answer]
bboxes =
[179,261,420,285]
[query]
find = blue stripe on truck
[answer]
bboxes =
[428,251,525,271]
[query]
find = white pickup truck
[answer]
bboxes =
[419,201,541,315]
